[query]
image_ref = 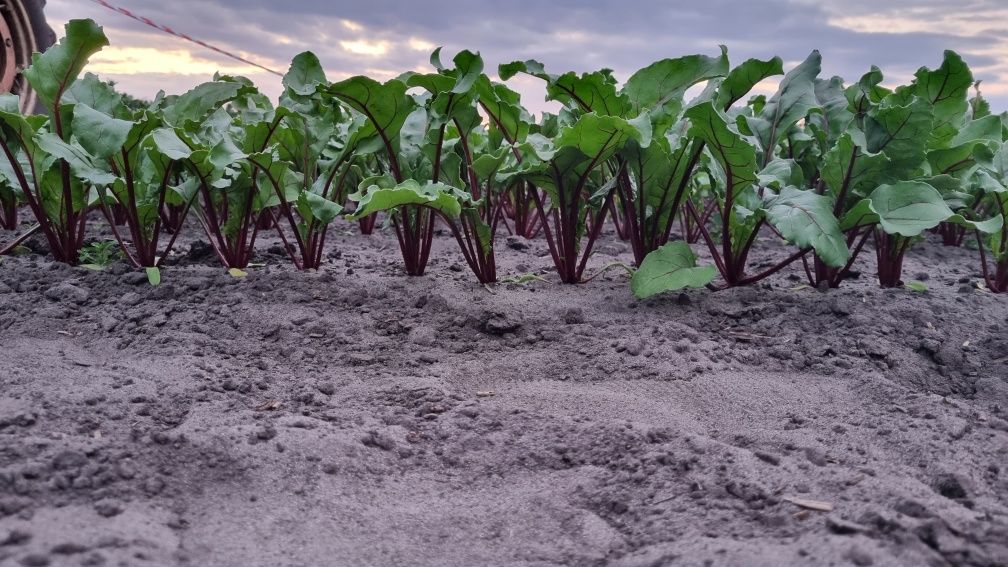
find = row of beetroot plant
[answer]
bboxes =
[1,19,1006,294]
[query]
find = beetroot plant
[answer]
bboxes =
[0,20,109,264]
[508,111,650,283]
[613,48,731,265]
[473,75,540,240]
[35,74,211,279]
[497,61,652,283]
[971,142,1008,292]
[151,77,268,269]
[801,52,999,287]
[646,52,852,292]
[329,75,437,275]
[347,50,511,283]
[249,52,350,270]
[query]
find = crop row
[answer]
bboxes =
[1,19,1006,296]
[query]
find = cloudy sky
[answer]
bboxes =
[46,0,1008,113]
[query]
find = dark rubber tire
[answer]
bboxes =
[22,0,57,113]
[24,0,56,51]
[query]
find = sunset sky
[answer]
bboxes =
[47,0,1008,113]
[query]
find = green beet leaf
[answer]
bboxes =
[841,181,954,236]
[623,47,729,129]
[297,191,343,225]
[23,19,109,113]
[631,241,717,299]
[555,112,652,163]
[762,186,849,267]
[685,102,758,200]
[161,79,250,130]
[63,73,126,117]
[71,105,132,159]
[329,76,414,161]
[347,178,466,220]
[715,56,784,111]
[864,96,934,170]
[913,51,973,148]
[283,51,327,97]
[740,51,821,165]
[499,60,628,117]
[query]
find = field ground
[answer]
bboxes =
[1,222,1007,566]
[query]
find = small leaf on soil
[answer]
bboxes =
[229,268,248,278]
[904,281,928,292]
[255,400,281,411]
[782,496,834,512]
[631,241,716,299]
[145,267,161,286]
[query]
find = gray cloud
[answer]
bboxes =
[46,0,1008,110]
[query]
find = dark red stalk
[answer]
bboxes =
[0,198,16,230]
[976,194,1008,292]
[357,214,378,235]
[619,143,705,265]
[0,132,86,263]
[161,203,185,233]
[679,198,716,244]
[110,204,128,226]
[256,208,275,230]
[249,151,347,270]
[444,127,499,283]
[976,235,1008,292]
[508,182,543,238]
[607,197,629,241]
[874,230,909,288]
[267,208,302,269]
[807,226,871,288]
[97,196,142,267]
[530,179,612,284]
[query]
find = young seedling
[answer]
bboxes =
[78,240,122,270]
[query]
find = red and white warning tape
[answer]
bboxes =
[87,0,283,76]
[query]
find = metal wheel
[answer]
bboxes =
[0,0,55,113]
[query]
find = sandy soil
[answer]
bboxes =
[0,219,1007,567]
